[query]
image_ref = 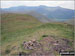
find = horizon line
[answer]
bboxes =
[1,5,75,10]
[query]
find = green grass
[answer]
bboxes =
[1,13,41,44]
[1,13,74,55]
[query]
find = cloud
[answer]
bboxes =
[1,1,74,10]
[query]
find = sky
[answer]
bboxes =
[1,1,75,10]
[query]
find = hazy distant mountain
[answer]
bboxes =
[35,5,74,21]
[1,5,75,22]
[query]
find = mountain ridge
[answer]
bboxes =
[1,5,75,22]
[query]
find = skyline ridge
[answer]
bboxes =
[1,5,75,10]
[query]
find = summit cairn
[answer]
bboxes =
[23,39,41,50]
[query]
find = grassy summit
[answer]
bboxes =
[1,13,74,56]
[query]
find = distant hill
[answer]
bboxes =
[1,5,75,22]
[26,11,53,23]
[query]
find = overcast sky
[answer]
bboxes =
[1,1,75,10]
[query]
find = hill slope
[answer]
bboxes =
[1,13,74,56]
[1,13,42,44]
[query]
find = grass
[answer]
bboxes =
[1,13,74,56]
[1,13,42,44]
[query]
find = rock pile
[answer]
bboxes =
[20,37,73,56]
[23,39,41,50]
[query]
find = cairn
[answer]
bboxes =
[23,39,41,50]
